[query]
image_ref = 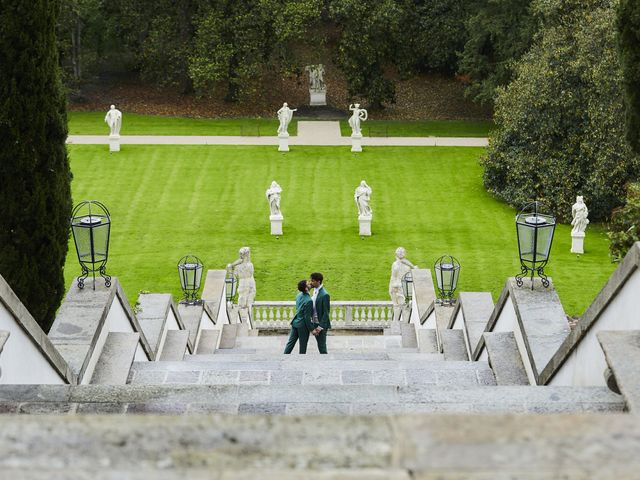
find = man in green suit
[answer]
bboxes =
[309,272,331,354]
[284,280,315,354]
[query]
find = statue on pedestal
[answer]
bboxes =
[348,103,368,136]
[104,105,122,136]
[354,180,372,217]
[389,247,417,321]
[277,103,297,136]
[571,196,589,235]
[305,64,325,92]
[266,181,283,216]
[227,247,256,317]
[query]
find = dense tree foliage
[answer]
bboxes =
[482,0,639,222]
[458,0,538,105]
[0,0,73,331]
[618,0,640,154]
[609,182,640,260]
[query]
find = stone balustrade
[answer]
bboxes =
[251,301,394,329]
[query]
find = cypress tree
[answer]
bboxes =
[618,0,640,154]
[0,0,72,331]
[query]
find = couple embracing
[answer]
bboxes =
[284,272,330,354]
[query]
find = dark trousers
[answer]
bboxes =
[284,325,310,354]
[314,329,328,354]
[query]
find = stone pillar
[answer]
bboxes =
[571,232,585,254]
[358,214,372,236]
[278,133,290,152]
[270,214,283,236]
[109,134,120,153]
[351,133,363,153]
[310,89,327,106]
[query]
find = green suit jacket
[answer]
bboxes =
[291,292,314,331]
[315,287,331,330]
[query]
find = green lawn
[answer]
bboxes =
[339,119,495,137]
[68,112,293,136]
[66,145,615,316]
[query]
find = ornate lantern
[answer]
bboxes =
[515,201,556,289]
[70,201,111,290]
[225,267,238,303]
[434,255,460,305]
[402,271,413,304]
[177,255,203,304]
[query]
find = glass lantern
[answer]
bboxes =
[434,255,461,305]
[177,255,203,304]
[515,201,556,289]
[70,201,111,290]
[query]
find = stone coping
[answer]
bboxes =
[412,269,436,324]
[0,274,77,384]
[539,242,640,385]
[0,413,638,477]
[137,293,188,358]
[0,330,8,354]
[201,270,226,324]
[48,278,152,381]
[598,330,640,414]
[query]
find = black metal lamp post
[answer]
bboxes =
[225,268,238,304]
[402,271,413,305]
[177,255,203,304]
[434,255,460,305]
[70,201,112,290]
[515,201,556,289]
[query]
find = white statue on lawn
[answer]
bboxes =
[348,103,368,136]
[104,105,122,136]
[277,103,297,136]
[227,247,256,318]
[266,181,283,216]
[571,195,589,235]
[354,180,372,217]
[389,247,418,320]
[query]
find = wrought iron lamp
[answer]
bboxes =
[70,201,111,290]
[177,255,203,304]
[402,271,413,304]
[515,201,556,289]
[225,267,238,304]
[434,255,460,305]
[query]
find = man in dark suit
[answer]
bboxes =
[284,280,315,354]
[309,272,331,354]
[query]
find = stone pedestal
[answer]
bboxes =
[358,214,372,236]
[351,133,363,153]
[270,214,283,236]
[310,89,327,106]
[571,232,585,254]
[109,135,120,152]
[278,133,290,152]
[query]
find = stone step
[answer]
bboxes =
[214,347,421,355]
[219,324,238,349]
[400,324,417,348]
[234,335,404,350]
[4,413,640,479]
[159,330,189,361]
[195,329,219,354]
[417,329,438,353]
[484,332,529,385]
[441,329,469,361]
[598,330,640,413]
[1,414,639,478]
[0,384,623,415]
[90,332,140,385]
[186,352,444,362]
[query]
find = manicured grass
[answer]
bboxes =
[66,145,615,316]
[339,120,495,137]
[67,111,295,136]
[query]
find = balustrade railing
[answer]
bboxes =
[251,301,394,329]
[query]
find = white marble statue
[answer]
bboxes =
[389,247,418,319]
[104,105,122,136]
[571,196,589,235]
[227,247,256,313]
[354,180,372,217]
[277,103,297,136]
[266,181,283,216]
[348,103,368,136]
[306,64,325,91]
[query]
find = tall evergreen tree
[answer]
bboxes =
[618,0,640,154]
[0,0,72,331]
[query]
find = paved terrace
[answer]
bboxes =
[66,121,489,147]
